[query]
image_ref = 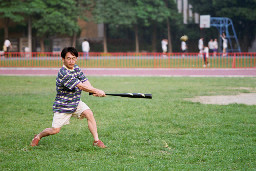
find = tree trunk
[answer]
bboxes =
[164,0,172,53]
[72,32,77,47]
[167,18,172,53]
[135,25,139,52]
[242,32,249,52]
[103,23,108,53]
[40,38,45,52]
[4,18,9,39]
[28,17,32,52]
[152,24,157,52]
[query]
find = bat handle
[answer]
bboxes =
[89,92,106,95]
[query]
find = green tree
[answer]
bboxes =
[0,0,41,51]
[32,0,88,51]
[131,0,182,53]
[92,0,181,52]
[189,0,256,51]
[1,0,89,52]
[22,0,45,52]
[132,0,170,52]
[92,0,135,52]
[164,0,181,53]
[0,0,25,39]
[111,0,173,52]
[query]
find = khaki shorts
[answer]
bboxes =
[52,101,90,128]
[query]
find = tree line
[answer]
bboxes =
[0,0,182,52]
[0,0,255,52]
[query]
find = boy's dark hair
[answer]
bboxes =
[61,47,78,59]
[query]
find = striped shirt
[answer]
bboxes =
[53,65,88,113]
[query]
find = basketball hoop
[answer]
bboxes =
[200,15,211,28]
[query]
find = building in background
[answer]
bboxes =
[0,15,104,52]
[176,0,199,24]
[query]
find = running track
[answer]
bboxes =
[0,68,255,77]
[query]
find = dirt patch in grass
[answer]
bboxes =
[186,93,256,105]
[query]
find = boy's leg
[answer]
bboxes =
[81,109,99,141]
[31,127,61,146]
[80,109,106,148]
[31,112,72,146]
[37,127,61,139]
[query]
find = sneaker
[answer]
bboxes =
[31,135,40,146]
[93,140,107,148]
[203,64,206,68]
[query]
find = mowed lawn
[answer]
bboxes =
[0,76,255,170]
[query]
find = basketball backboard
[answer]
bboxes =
[200,15,211,28]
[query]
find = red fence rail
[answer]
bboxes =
[0,52,255,68]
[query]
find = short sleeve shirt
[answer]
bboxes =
[82,41,90,52]
[181,41,186,51]
[53,65,88,113]
[4,40,11,47]
[213,41,218,49]
[161,40,168,48]
[208,41,214,50]
[198,39,203,50]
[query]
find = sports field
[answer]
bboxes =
[0,76,255,170]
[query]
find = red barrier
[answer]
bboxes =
[0,52,255,68]
[232,53,236,68]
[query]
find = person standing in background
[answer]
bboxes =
[198,38,204,57]
[208,39,214,54]
[4,39,12,58]
[82,39,90,59]
[213,38,218,57]
[161,39,168,57]
[181,40,187,57]
[220,33,227,56]
[203,44,210,67]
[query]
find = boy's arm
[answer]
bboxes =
[76,80,105,97]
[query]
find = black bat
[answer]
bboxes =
[89,93,152,99]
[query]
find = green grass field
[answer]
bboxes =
[0,76,255,170]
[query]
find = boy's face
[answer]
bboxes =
[63,52,77,69]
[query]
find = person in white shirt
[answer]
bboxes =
[82,39,90,58]
[161,39,168,57]
[203,45,210,67]
[213,38,218,57]
[198,38,204,57]
[220,33,227,56]
[181,41,187,57]
[208,39,214,54]
[4,39,12,57]
[181,41,187,52]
